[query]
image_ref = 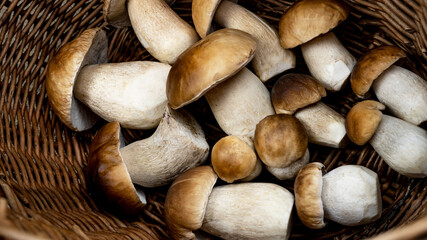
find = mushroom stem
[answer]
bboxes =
[73,61,171,129]
[369,115,427,178]
[372,66,427,125]
[301,32,356,91]
[205,68,275,140]
[120,107,209,187]
[294,102,347,148]
[201,183,294,240]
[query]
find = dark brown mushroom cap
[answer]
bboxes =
[345,100,385,145]
[254,114,308,168]
[166,28,257,109]
[86,122,145,216]
[350,45,406,97]
[279,0,349,49]
[165,166,218,240]
[294,162,326,229]
[271,73,326,114]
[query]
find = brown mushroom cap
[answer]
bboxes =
[350,45,406,97]
[294,162,326,229]
[86,122,146,216]
[279,0,349,49]
[165,166,217,240]
[103,0,131,28]
[192,0,222,38]
[166,28,257,109]
[211,136,257,183]
[345,100,385,145]
[254,114,308,168]
[271,73,326,115]
[46,28,107,131]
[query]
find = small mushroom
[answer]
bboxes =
[267,149,310,180]
[279,0,355,91]
[88,107,209,189]
[165,166,294,240]
[350,45,427,125]
[295,163,382,228]
[271,73,347,148]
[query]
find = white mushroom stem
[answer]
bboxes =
[294,102,347,148]
[373,66,427,125]
[73,61,171,129]
[301,32,356,91]
[369,115,427,178]
[205,68,275,140]
[267,149,310,180]
[120,107,209,187]
[201,183,294,240]
[214,0,295,81]
[128,0,199,64]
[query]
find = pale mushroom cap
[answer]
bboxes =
[279,0,349,49]
[165,166,218,240]
[294,162,325,229]
[214,0,296,81]
[128,0,199,64]
[345,100,385,146]
[369,115,427,178]
[322,165,382,226]
[46,28,107,131]
[211,136,257,183]
[201,183,294,240]
[351,45,406,97]
[192,0,222,38]
[373,66,427,125]
[74,61,171,129]
[86,122,146,216]
[167,28,257,109]
[103,0,131,28]
[254,114,308,168]
[267,149,310,180]
[271,73,326,115]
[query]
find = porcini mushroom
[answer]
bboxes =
[271,73,347,148]
[267,149,310,180]
[46,28,172,130]
[279,0,356,91]
[295,163,382,228]
[165,166,294,240]
[88,107,209,189]
[350,45,427,125]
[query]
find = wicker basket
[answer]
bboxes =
[0,0,426,239]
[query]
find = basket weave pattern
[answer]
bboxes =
[0,0,426,239]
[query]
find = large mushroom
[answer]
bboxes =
[165,166,294,240]
[279,0,356,91]
[46,28,172,131]
[350,45,427,125]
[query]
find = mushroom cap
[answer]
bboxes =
[322,165,382,226]
[279,0,349,49]
[294,162,326,229]
[267,148,310,180]
[192,0,222,38]
[211,136,257,183]
[86,122,146,216]
[103,0,131,28]
[350,45,406,97]
[166,28,257,109]
[345,100,385,145]
[165,166,217,240]
[271,73,326,115]
[254,114,308,168]
[46,28,107,131]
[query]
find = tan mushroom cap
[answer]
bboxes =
[271,73,326,115]
[46,28,107,131]
[254,114,308,168]
[351,45,406,97]
[211,136,257,183]
[345,100,385,146]
[279,0,349,49]
[294,162,326,229]
[192,0,222,38]
[165,166,217,240]
[166,28,257,109]
[86,122,146,216]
